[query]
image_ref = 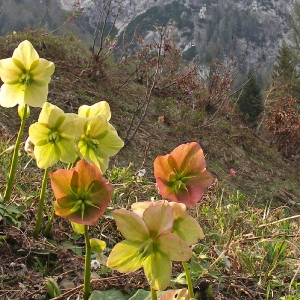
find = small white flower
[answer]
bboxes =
[91,259,101,269]
[137,169,146,177]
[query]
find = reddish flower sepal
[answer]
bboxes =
[154,142,213,207]
[50,159,113,225]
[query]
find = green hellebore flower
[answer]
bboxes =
[0,40,55,108]
[131,200,204,245]
[75,113,124,172]
[78,101,111,120]
[50,159,113,225]
[29,102,77,169]
[107,203,192,291]
[154,142,214,207]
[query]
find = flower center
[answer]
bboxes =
[83,136,100,149]
[48,131,60,144]
[138,240,153,258]
[69,185,100,220]
[169,171,189,193]
[19,72,32,85]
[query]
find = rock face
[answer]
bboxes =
[57,0,295,72]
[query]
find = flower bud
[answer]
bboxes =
[18,103,30,119]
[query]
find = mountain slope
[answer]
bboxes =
[0,0,295,72]
[58,0,294,71]
[0,29,299,212]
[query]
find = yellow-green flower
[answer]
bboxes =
[75,102,124,172]
[107,203,192,291]
[131,200,204,245]
[0,40,55,107]
[29,102,77,168]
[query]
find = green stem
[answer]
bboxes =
[43,208,55,238]
[3,105,27,202]
[182,261,195,298]
[67,157,79,170]
[83,225,91,300]
[33,168,50,239]
[151,287,157,300]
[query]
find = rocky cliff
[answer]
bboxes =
[57,0,295,75]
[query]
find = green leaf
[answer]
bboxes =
[6,204,26,214]
[128,289,164,300]
[60,241,83,256]
[89,289,127,300]
[0,200,26,227]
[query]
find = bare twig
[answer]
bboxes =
[258,214,300,228]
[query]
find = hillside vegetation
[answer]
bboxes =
[0,30,299,300]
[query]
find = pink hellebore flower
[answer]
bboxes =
[49,159,113,225]
[154,142,213,207]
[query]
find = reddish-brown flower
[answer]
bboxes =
[50,159,113,225]
[229,168,236,177]
[154,142,213,206]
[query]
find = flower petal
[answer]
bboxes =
[172,215,204,245]
[0,58,21,83]
[31,58,55,85]
[58,138,77,164]
[113,209,149,241]
[38,102,64,126]
[12,40,39,69]
[143,250,172,291]
[107,240,143,272]
[187,169,214,187]
[155,177,178,201]
[35,143,60,168]
[95,128,124,157]
[59,113,77,137]
[78,101,111,120]
[143,203,174,237]
[0,83,25,107]
[77,160,113,219]
[131,201,153,217]
[61,204,103,225]
[86,114,109,136]
[50,168,75,199]
[29,122,51,145]
[77,141,109,172]
[154,143,214,206]
[157,233,192,261]
[153,154,174,181]
[169,142,205,174]
[176,184,205,206]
